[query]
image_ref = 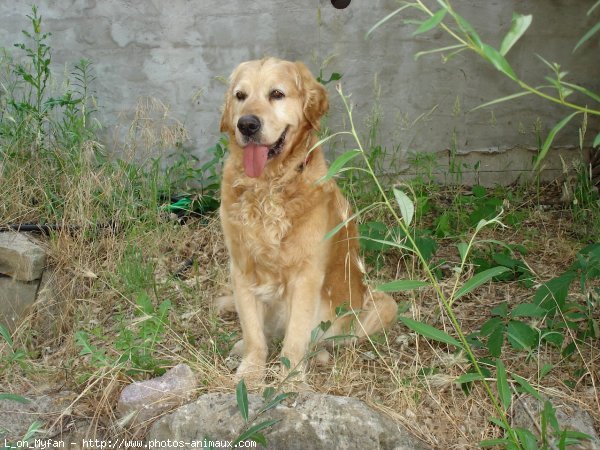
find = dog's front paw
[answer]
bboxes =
[236,358,266,387]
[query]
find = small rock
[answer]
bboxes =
[117,364,197,425]
[147,392,432,449]
[0,233,46,281]
[513,395,600,450]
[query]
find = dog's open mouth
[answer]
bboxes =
[243,126,288,178]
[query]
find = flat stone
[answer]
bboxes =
[0,275,40,330]
[0,233,46,281]
[117,364,197,425]
[147,392,432,450]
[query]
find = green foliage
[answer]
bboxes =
[0,323,27,370]
[232,379,293,447]
[1,6,90,154]
[434,185,509,237]
[114,294,171,376]
[471,245,534,287]
[474,244,599,363]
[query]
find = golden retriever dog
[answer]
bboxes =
[218,57,397,383]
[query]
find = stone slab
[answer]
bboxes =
[0,233,46,281]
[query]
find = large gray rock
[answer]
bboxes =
[147,392,432,450]
[0,275,40,330]
[0,233,46,281]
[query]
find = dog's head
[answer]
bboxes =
[220,58,328,178]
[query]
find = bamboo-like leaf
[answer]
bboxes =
[318,149,361,183]
[470,91,532,112]
[259,393,293,414]
[415,43,467,61]
[454,13,483,49]
[512,374,543,402]
[21,420,43,442]
[413,8,447,35]
[376,279,430,293]
[453,267,510,300]
[456,242,469,263]
[495,358,512,410]
[562,82,600,103]
[393,187,414,226]
[482,44,517,80]
[360,236,413,253]
[0,393,31,403]
[455,372,485,384]
[500,13,532,56]
[589,0,600,15]
[574,21,600,52]
[593,132,600,148]
[398,317,463,348]
[306,131,352,157]
[323,203,380,241]
[0,323,13,347]
[233,419,281,446]
[474,210,505,233]
[533,112,581,170]
[366,3,415,38]
[236,379,249,421]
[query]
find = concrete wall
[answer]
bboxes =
[0,1,598,184]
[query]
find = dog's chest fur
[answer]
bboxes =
[226,177,316,274]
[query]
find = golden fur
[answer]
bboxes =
[219,57,397,383]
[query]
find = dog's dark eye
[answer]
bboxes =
[269,89,285,100]
[235,91,247,101]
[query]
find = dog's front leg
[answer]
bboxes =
[232,266,268,384]
[281,269,323,379]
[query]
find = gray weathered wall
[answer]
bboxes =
[0,1,598,184]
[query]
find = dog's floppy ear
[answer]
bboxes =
[220,64,243,133]
[295,62,329,130]
[219,85,232,133]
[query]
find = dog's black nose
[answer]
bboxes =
[237,115,261,137]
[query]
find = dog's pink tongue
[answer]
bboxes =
[243,143,269,178]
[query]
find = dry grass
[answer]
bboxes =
[0,108,598,448]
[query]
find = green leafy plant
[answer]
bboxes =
[0,323,27,370]
[232,379,293,447]
[4,6,82,152]
[114,293,172,376]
